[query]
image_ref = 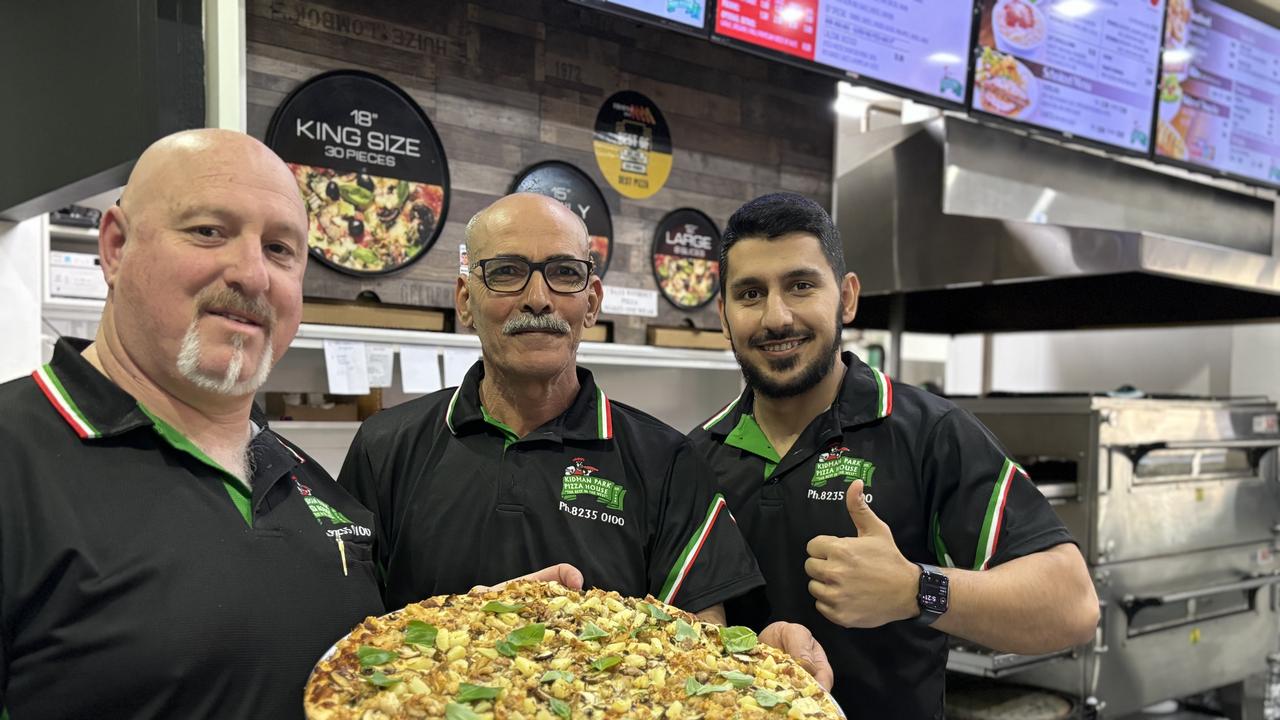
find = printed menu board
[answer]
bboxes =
[651,208,721,310]
[593,0,708,29]
[971,0,1167,153]
[510,161,615,279]
[265,70,449,277]
[713,0,973,104]
[1156,0,1280,186]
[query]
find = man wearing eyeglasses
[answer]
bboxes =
[336,193,832,686]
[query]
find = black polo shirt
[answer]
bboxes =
[0,339,383,720]
[337,360,764,613]
[688,352,1074,719]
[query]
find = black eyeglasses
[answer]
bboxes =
[474,256,594,294]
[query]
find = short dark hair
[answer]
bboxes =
[719,192,845,285]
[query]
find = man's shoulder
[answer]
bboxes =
[355,386,457,445]
[684,422,718,451]
[609,400,693,451]
[883,379,960,425]
[0,370,39,400]
[0,372,61,437]
[685,390,748,443]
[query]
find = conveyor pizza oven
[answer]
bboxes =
[947,395,1280,718]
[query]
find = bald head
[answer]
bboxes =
[465,192,590,262]
[120,128,305,230]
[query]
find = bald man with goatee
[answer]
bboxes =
[0,130,578,720]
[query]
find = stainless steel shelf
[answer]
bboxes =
[290,323,740,371]
[48,225,100,242]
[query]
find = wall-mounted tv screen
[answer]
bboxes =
[1155,0,1280,187]
[970,0,1167,155]
[714,0,975,106]
[576,0,709,33]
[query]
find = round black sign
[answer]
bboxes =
[651,208,721,311]
[265,70,450,277]
[593,90,673,200]
[509,161,614,279]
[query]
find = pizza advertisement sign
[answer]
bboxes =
[265,70,450,277]
[651,208,720,311]
[510,161,615,279]
[592,91,673,200]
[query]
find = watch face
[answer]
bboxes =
[920,571,950,614]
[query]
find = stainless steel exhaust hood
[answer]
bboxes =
[838,116,1280,333]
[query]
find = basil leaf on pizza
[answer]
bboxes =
[403,620,438,648]
[577,622,608,641]
[454,683,500,702]
[719,625,759,653]
[356,646,396,667]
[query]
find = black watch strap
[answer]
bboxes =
[914,562,949,627]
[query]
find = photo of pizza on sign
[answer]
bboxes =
[651,208,722,311]
[266,70,451,276]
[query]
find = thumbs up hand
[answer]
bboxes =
[804,480,921,628]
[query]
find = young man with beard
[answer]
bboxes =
[337,193,833,688]
[687,193,1099,717]
[0,130,576,720]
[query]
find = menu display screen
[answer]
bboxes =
[970,0,1167,153]
[713,0,974,104]
[1156,0,1280,186]
[592,0,708,29]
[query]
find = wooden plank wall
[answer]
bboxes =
[245,0,836,344]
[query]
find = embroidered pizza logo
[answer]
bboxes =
[564,457,599,476]
[561,457,627,511]
[293,477,372,539]
[811,444,876,489]
[817,447,846,464]
[294,478,354,525]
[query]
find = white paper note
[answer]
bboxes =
[364,343,395,388]
[400,346,443,394]
[601,285,659,317]
[323,340,370,395]
[443,348,482,387]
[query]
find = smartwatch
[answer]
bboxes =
[914,563,949,626]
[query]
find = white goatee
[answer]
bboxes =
[176,320,274,396]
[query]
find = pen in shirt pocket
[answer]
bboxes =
[337,536,348,577]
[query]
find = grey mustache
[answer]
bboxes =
[503,313,571,335]
[197,287,275,330]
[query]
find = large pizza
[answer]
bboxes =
[305,581,840,719]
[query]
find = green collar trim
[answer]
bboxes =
[725,413,781,465]
[480,404,520,450]
[138,405,253,526]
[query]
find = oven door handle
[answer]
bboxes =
[1123,573,1280,609]
[1113,439,1280,466]
[1160,439,1280,450]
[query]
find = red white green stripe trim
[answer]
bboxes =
[277,436,306,464]
[658,493,727,604]
[444,385,463,434]
[596,387,613,440]
[974,458,1019,570]
[870,368,893,418]
[701,393,743,431]
[32,365,99,439]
